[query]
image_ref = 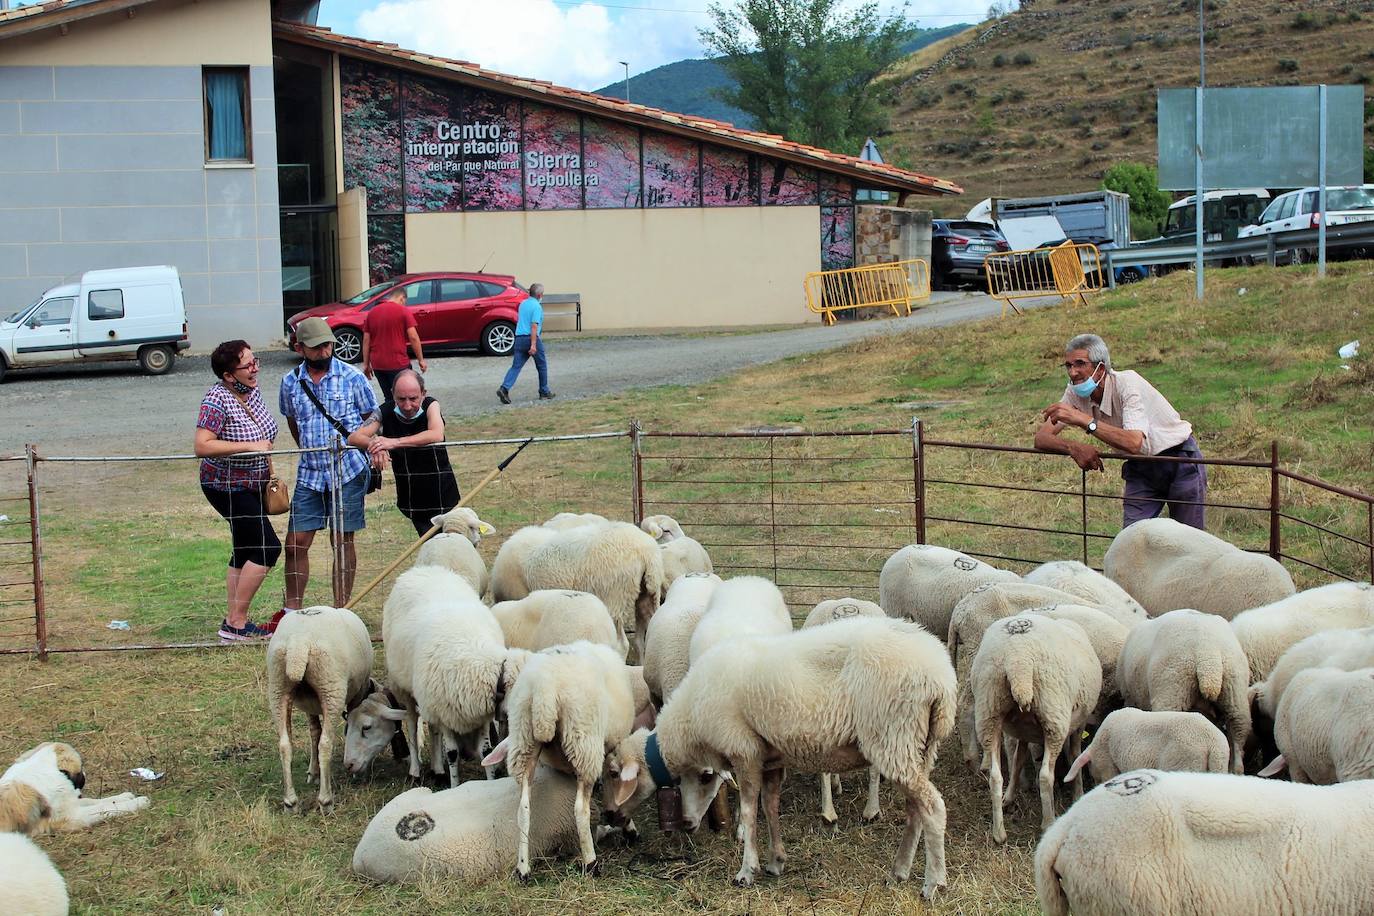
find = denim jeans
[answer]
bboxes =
[501,335,550,394]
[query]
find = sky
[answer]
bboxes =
[319,0,991,92]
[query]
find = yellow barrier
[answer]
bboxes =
[983,242,1105,317]
[803,259,931,326]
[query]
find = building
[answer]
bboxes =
[0,0,960,347]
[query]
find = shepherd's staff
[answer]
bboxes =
[345,437,534,610]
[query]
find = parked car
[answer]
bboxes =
[0,265,189,382]
[1238,184,1374,264]
[1160,189,1271,243]
[931,219,1011,289]
[287,272,527,360]
[1096,241,1150,284]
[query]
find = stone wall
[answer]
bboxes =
[856,205,933,266]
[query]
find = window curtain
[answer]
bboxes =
[206,71,247,160]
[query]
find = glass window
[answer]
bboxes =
[477,281,506,297]
[1277,194,1298,220]
[402,281,435,305]
[203,67,251,162]
[1326,187,1374,211]
[32,297,75,327]
[88,289,124,321]
[436,279,481,301]
[1257,198,1282,224]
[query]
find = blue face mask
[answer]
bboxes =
[1070,364,1104,398]
[394,403,423,421]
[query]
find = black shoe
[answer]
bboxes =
[538,390,556,400]
[497,387,511,404]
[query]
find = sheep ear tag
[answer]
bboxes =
[478,522,495,535]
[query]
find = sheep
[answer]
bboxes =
[352,766,579,883]
[1022,560,1148,625]
[414,507,495,595]
[1062,708,1230,785]
[642,572,722,704]
[687,575,792,665]
[972,613,1101,841]
[265,604,375,811]
[480,641,638,878]
[342,685,413,776]
[0,832,68,915]
[879,543,1019,638]
[1259,667,1374,784]
[639,514,685,543]
[1251,625,1374,722]
[1230,581,1374,682]
[800,598,887,825]
[1028,603,1130,720]
[487,524,559,602]
[1102,517,1296,619]
[603,616,957,897]
[522,521,665,660]
[1116,609,1251,774]
[491,589,626,658]
[1035,770,1374,916]
[1,743,148,834]
[544,512,610,531]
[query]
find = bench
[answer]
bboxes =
[542,293,582,332]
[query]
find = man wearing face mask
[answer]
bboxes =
[368,369,460,537]
[1034,333,1207,530]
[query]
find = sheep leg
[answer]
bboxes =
[574,779,599,874]
[1067,730,1084,801]
[442,728,461,788]
[1003,739,1025,805]
[892,774,948,899]
[819,773,837,827]
[404,708,423,781]
[862,767,882,822]
[306,715,322,785]
[1039,730,1066,831]
[982,717,1007,843]
[315,707,335,811]
[515,756,537,882]
[275,691,297,810]
[761,767,786,877]
[958,686,980,771]
[428,721,445,778]
[731,766,763,887]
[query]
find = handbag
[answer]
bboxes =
[296,376,385,494]
[262,457,291,515]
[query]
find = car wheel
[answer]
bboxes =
[1118,267,1145,284]
[0,355,7,383]
[137,344,175,375]
[333,327,364,362]
[481,321,516,356]
[1290,247,1312,266]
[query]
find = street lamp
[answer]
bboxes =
[618,60,629,102]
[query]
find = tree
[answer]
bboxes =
[699,0,917,153]
[1102,162,1172,239]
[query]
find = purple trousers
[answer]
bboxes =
[1121,436,1206,530]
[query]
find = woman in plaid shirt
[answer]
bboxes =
[194,339,281,642]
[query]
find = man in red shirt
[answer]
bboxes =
[362,288,428,401]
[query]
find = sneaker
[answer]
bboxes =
[265,608,292,633]
[497,386,511,404]
[538,390,556,400]
[219,619,272,643]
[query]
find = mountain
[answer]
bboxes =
[591,23,974,130]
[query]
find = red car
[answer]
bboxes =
[286,272,526,361]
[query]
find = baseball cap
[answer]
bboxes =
[295,317,336,348]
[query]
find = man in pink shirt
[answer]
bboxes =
[1034,333,1206,529]
[363,288,428,402]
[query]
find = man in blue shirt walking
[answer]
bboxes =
[497,282,554,404]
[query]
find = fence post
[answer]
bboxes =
[1266,235,1278,268]
[25,444,47,662]
[629,419,644,525]
[1269,441,1281,561]
[912,418,926,545]
[330,436,346,607]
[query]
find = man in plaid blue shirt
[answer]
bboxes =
[273,318,380,625]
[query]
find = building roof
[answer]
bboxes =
[274,21,962,198]
[0,0,161,35]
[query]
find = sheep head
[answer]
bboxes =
[342,693,407,774]
[640,515,684,545]
[429,507,495,545]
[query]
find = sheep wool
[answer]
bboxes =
[491,589,625,658]
[1063,708,1229,785]
[642,573,721,704]
[687,575,793,665]
[1028,603,1130,719]
[1103,517,1295,619]
[0,832,68,916]
[1023,560,1148,626]
[1036,770,1374,916]
[486,524,559,602]
[879,544,1019,638]
[1230,581,1374,682]
[1266,666,1374,784]
[414,535,488,596]
[1251,625,1374,721]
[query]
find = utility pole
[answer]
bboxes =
[618,61,629,102]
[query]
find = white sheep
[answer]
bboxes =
[1230,581,1374,682]
[414,507,495,595]
[642,573,722,704]
[544,512,611,531]
[1,743,148,834]
[481,641,637,877]
[1102,517,1296,619]
[1259,667,1374,784]
[603,616,956,897]
[1036,770,1374,915]
[491,589,626,658]
[352,766,579,883]
[1062,708,1230,785]
[0,833,67,915]
[1023,560,1148,625]
[1028,603,1130,720]
[688,575,793,665]
[265,604,375,811]
[879,543,1019,638]
[1250,625,1374,722]
[802,597,887,825]
[522,521,666,660]
[487,524,559,602]
[972,613,1101,841]
[639,514,685,543]
[1117,609,1251,773]
[659,537,714,593]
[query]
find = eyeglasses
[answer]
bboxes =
[1062,359,1093,372]
[235,358,261,372]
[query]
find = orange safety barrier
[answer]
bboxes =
[983,242,1105,317]
[803,259,930,325]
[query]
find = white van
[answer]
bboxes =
[0,266,189,382]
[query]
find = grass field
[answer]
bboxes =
[2,263,1372,913]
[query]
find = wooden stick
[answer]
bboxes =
[345,437,534,610]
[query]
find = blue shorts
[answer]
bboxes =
[288,468,369,533]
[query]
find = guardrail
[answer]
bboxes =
[983,242,1105,316]
[802,259,930,325]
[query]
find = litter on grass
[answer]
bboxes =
[129,768,163,781]
[1338,340,1360,359]
[107,620,131,631]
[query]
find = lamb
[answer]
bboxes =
[879,543,1019,638]
[1258,667,1374,783]
[1116,609,1251,773]
[491,589,626,658]
[480,641,638,877]
[1102,517,1296,619]
[352,766,579,883]
[639,514,685,543]
[1036,770,1374,915]
[1062,708,1230,785]
[1,743,148,834]
[1028,603,1130,719]
[0,833,68,915]
[265,604,376,810]
[1230,581,1374,682]
[802,597,887,825]
[603,616,956,897]
[522,521,665,659]
[413,507,495,595]
[1250,625,1374,721]
[971,613,1101,841]
[641,572,722,704]
[1023,560,1148,625]
[687,575,793,665]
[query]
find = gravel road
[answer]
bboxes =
[1,290,1035,457]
